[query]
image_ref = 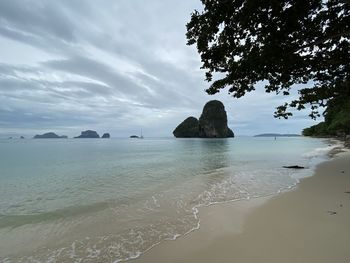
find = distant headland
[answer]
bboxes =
[173,100,234,138]
[254,133,301,137]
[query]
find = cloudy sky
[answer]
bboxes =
[0,0,321,138]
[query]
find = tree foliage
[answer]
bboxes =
[302,94,350,136]
[186,0,350,119]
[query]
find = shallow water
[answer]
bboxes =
[0,137,335,262]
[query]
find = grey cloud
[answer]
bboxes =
[0,1,75,42]
[0,0,204,107]
[0,65,112,100]
[0,0,321,137]
[43,56,201,110]
[43,56,140,96]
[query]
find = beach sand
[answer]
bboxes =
[134,151,350,263]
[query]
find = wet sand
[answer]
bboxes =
[134,151,350,263]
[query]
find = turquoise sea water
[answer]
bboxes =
[0,137,335,262]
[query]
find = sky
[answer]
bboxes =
[0,0,322,138]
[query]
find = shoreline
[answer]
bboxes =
[133,149,350,263]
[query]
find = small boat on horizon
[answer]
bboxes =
[140,129,144,139]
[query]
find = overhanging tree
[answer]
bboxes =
[186,0,350,123]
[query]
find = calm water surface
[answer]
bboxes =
[0,137,333,262]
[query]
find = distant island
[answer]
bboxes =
[75,130,100,138]
[102,133,110,138]
[33,132,68,139]
[254,133,301,137]
[173,100,234,138]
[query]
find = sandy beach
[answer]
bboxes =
[134,150,350,263]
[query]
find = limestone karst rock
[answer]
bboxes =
[173,117,199,138]
[102,133,110,138]
[74,130,100,138]
[198,100,234,138]
[33,132,68,139]
[173,100,234,138]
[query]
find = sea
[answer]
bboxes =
[0,136,338,262]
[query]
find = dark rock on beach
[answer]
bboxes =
[327,211,337,215]
[173,100,234,138]
[283,165,305,169]
[102,133,110,138]
[75,130,100,138]
[34,132,68,139]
